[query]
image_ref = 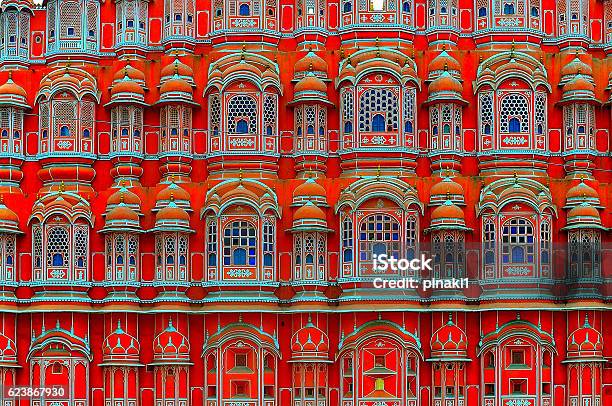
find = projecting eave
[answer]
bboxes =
[288,96,334,107]
[148,360,194,366]
[561,357,606,364]
[287,358,333,363]
[104,98,149,108]
[98,361,144,367]
[423,225,472,233]
[426,357,472,362]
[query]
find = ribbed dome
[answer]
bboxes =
[429,70,463,94]
[0,198,20,234]
[295,50,328,75]
[431,178,464,197]
[111,77,145,97]
[292,178,328,207]
[0,75,26,98]
[290,318,329,361]
[295,74,327,94]
[567,180,599,200]
[564,202,602,230]
[106,203,139,223]
[560,55,592,77]
[293,201,326,222]
[431,200,464,221]
[113,63,145,82]
[428,50,460,73]
[108,187,141,207]
[0,332,17,365]
[563,74,595,93]
[223,183,259,202]
[160,76,192,95]
[156,200,190,222]
[160,58,194,79]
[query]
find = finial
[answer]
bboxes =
[340,47,345,59]
[448,312,453,324]
[168,318,173,328]
[513,171,518,185]
[239,168,243,185]
[120,179,126,187]
[120,192,125,204]
[479,55,483,64]
[8,71,12,81]
[170,174,176,184]
[376,165,381,179]
[511,39,515,55]
[59,181,65,194]
[239,313,243,323]
[441,44,446,51]
[446,190,451,201]
[584,313,590,327]
[170,192,175,202]
[309,62,313,72]
[516,311,521,320]
[308,45,313,52]
[444,62,448,72]
[56,319,60,329]
[242,42,246,53]
[0,195,3,205]
[117,319,122,330]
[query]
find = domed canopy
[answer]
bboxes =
[289,72,332,106]
[427,48,461,81]
[154,199,193,233]
[0,332,17,367]
[155,180,191,212]
[0,0,34,12]
[113,62,146,84]
[0,73,29,109]
[290,317,330,362]
[291,201,330,232]
[563,202,605,231]
[429,315,469,361]
[559,73,598,105]
[565,315,604,362]
[430,176,465,206]
[294,49,328,79]
[158,75,196,105]
[560,54,593,86]
[292,178,328,207]
[426,199,471,232]
[107,69,147,106]
[425,69,466,105]
[152,319,191,365]
[0,197,21,234]
[108,184,142,210]
[565,179,601,208]
[101,320,141,365]
[160,57,194,86]
[102,201,142,233]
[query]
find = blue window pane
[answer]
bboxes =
[264,253,273,266]
[512,247,524,263]
[233,248,246,265]
[236,119,248,134]
[239,4,250,16]
[344,121,353,133]
[372,114,385,132]
[509,118,520,132]
[344,250,353,261]
[117,255,123,265]
[60,126,70,137]
[179,255,186,265]
[167,255,174,265]
[52,254,63,266]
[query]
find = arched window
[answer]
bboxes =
[372,114,385,132]
[343,1,352,12]
[530,7,539,17]
[503,3,515,14]
[60,126,70,137]
[223,221,256,266]
[239,3,250,16]
[236,120,248,134]
[344,121,353,133]
[47,226,69,268]
[509,118,521,132]
[502,218,534,264]
[478,7,487,17]
[358,214,400,263]
[402,2,410,13]
[342,216,353,262]
[359,88,399,133]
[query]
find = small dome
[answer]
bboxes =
[295,50,328,76]
[160,57,194,79]
[564,202,602,230]
[429,70,463,94]
[111,77,145,97]
[428,49,460,74]
[430,177,464,200]
[560,55,592,78]
[153,319,190,362]
[0,75,26,98]
[102,320,140,364]
[431,200,464,221]
[293,178,327,201]
[160,76,193,96]
[222,183,259,203]
[113,63,145,83]
[157,181,191,203]
[106,203,139,223]
[430,315,468,359]
[290,317,329,361]
[0,198,20,234]
[108,187,141,208]
[0,73,29,108]
[293,201,326,222]
[567,315,603,360]
[156,200,190,223]
[567,179,599,201]
[294,74,327,94]
[563,73,595,93]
